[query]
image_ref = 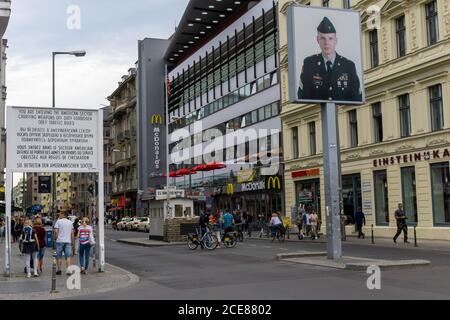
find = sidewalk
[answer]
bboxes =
[0,242,139,300]
[249,231,450,252]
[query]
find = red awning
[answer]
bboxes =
[206,161,226,170]
[192,164,208,172]
[176,168,191,176]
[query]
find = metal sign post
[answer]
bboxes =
[4,170,12,276]
[321,103,342,260]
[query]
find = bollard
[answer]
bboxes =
[50,253,58,293]
[371,224,375,244]
[414,224,418,247]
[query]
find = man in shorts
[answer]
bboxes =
[54,210,74,275]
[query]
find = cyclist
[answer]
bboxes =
[199,210,210,248]
[269,212,283,242]
[222,209,235,240]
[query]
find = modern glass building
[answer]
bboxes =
[163,0,283,218]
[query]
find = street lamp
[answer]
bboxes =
[51,50,86,247]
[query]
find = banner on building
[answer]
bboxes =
[287,5,365,105]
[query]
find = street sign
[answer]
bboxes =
[155,189,185,200]
[6,106,100,172]
[38,176,51,193]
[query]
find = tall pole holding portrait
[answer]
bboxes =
[287,5,365,260]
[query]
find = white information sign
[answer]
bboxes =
[6,106,100,172]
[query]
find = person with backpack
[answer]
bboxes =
[20,219,40,278]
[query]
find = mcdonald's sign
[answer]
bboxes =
[151,114,164,125]
[226,183,234,196]
[266,176,281,190]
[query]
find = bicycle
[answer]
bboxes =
[222,231,237,248]
[187,227,219,250]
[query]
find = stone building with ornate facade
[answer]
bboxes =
[279,0,450,240]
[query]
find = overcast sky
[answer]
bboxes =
[5,0,188,109]
[6,0,188,185]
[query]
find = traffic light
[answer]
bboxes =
[38,176,52,193]
[88,181,98,197]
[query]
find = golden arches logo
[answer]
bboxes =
[267,177,281,190]
[226,184,234,196]
[151,114,164,125]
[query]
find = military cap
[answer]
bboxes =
[317,17,336,34]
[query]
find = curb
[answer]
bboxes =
[276,252,327,260]
[278,254,431,271]
[0,263,140,300]
[116,239,185,247]
[248,236,327,244]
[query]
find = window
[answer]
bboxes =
[430,84,444,131]
[369,30,379,68]
[349,109,358,147]
[396,15,406,57]
[374,170,389,225]
[399,94,411,137]
[401,167,418,224]
[343,0,351,9]
[323,0,329,7]
[292,127,299,159]
[372,102,383,143]
[431,162,450,226]
[309,122,316,155]
[426,1,439,46]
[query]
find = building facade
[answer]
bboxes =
[279,0,450,240]
[12,178,26,209]
[25,173,43,213]
[161,0,282,218]
[108,68,138,218]
[0,0,11,195]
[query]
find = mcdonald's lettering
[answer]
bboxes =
[267,177,281,190]
[226,184,234,195]
[151,114,164,125]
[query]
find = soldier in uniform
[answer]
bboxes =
[298,17,362,102]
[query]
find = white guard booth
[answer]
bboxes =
[3,106,105,276]
[148,188,193,240]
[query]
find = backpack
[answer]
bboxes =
[23,226,35,243]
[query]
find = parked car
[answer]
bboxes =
[43,216,54,226]
[117,217,132,231]
[137,217,150,232]
[125,218,140,231]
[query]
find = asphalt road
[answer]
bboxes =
[74,228,450,300]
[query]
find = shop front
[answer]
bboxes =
[285,147,450,240]
[213,176,283,219]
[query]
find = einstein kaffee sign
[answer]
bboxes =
[6,106,101,172]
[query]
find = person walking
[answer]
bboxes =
[33,218,46,274]
[14,217,24,245]
[354,207,366,239]
[210,212,222,247]
[393,203,409,244]
[54,210,74,275]
[20,219,39,278]
[78,217,94,274]
[11,217,16,243]
[73,217,80,256]
[309,210,319,240]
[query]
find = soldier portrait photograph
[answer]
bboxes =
[287,6,365,104]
